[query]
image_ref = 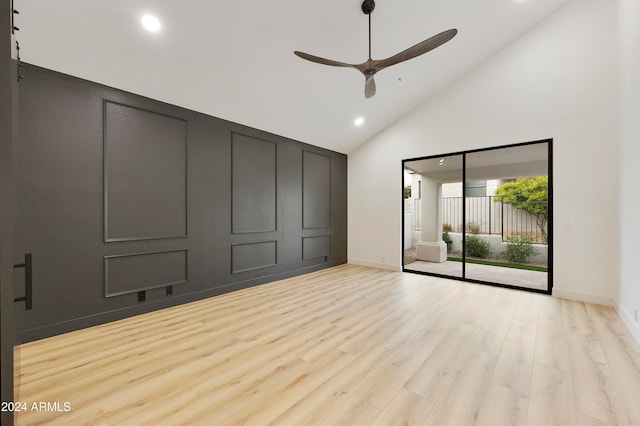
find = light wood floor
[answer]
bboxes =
[14,264,640,425]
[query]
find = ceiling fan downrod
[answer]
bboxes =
[362,0,375,61]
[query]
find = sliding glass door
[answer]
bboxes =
[402,140,552,294]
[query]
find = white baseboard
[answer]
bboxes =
[552,287,615,307]
[348,258,402,272]
[614,299,640,346]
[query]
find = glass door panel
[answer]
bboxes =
[403,154,463,278]
[464,143,549,291]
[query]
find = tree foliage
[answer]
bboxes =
[404,185,412,199]
[495,176,548,237]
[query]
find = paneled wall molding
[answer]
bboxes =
[104,249,188,297]
[302,150,332,230]
[231,241,277,274]
[302,235,331,260]
[103,100,188,242]
[231,132,277,234]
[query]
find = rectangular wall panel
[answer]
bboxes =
[105,250,188,297]
[104,101,187,241]
[232,133,277,233]
[303,150,331,229]
[231,241,277,273]
[302,236,331,260]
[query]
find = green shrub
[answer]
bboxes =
[502,235,536,263]
[442,232,453,252]
[465,235,490,258]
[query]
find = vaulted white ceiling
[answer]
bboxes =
[15,0,569,154]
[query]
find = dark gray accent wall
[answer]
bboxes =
[14,64,347,342]
[1,1,16,422]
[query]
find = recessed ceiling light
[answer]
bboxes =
[141,15,161,32]
[354,117,364,126]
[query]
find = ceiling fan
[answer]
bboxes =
[294,0,457,98]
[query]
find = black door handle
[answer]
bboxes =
[13,253,32,310]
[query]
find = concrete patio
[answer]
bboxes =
[404,260,547,291]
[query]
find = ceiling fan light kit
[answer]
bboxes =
[294,0,457,98]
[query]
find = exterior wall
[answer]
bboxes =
[442,182,462,198]
[348,0,619,302]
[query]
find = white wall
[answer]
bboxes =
[617,0,640,341]
[441,182,462,198]
[348,0,620,302]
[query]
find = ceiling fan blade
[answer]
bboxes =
[294,51,356,68]
[374,28,457,69]
[365,74,376,98]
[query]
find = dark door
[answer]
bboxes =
[1,1,17,424]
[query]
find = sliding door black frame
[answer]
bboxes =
[401,138,553,295]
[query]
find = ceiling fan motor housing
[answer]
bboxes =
[362,0,376,15]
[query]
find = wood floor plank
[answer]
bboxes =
[423,350,498,426]
[585,304,640,379]
[475,383,528,426]
[271,344,393,425]
[318,394,381,426]
[526,362,577,426]
[566,331,628,424]
[491,320,537,396]
[352,325,447,410]
[512,291,541,325]
[609,371,640,425]
[562,298,595,335]
[12,265,640,425]
[535,298,572,371]
[372,388,434,426]
[576,412,615,425]
[404,324,476,401]
[472,290,518,355]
